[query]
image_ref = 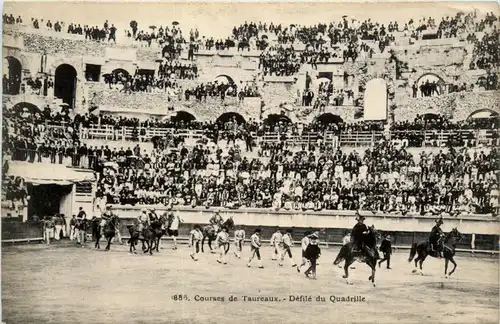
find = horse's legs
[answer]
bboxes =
[368,261,377,287]
[105,236,112,250]
[156,236,160,252]
[444,258,449,277]
[343,260,352,279]
[447,257,457,277]
[208,237,214,252]
[149,240,154,255]
[201,236,205,253]
[416,255,427,275]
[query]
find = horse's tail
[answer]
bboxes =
[333,245,347,265]
[408,243,418,262]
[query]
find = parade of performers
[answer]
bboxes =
[64,203,453,279]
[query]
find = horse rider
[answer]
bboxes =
[351,212,369,253]
[209,210,223,232]
[137,208,149,237]
[429,217,445,258]
[101,205,114,236]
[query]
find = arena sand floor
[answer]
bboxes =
[2,242,498,324]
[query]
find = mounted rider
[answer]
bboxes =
[351,212,369,253]
[429,217,445,258]
[101,205,114,236]
[137,208,149,236]
[209,210,223,232]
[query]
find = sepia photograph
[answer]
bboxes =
[1,1,499,323]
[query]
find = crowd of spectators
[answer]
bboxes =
[2,104,81,166]
[92,137,498,216]
[259,46,301,76]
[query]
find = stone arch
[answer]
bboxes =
[11,102,41,114]
[216,112,246,124]
[416,72,446,85]
[3,56,22,95]
[467,109,499,120]
[171,111,196,123]
[112,68,130,77]
[54,64,78,108]
[214,74,235,85]
[315,113,343,124]
[264,113,292,125]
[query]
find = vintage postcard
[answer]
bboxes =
[1,1,499,323]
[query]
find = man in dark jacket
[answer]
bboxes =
[304,233,321,279]
[429,217,444,258]
[351,213,368,252]
[379,233,392,269]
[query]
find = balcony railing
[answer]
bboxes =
[74,125,499,148]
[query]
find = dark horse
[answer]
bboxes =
[95,215,120,251]
[201,217,234,253]
[333,226,380,286]
[408,227,463,277]
[127,222,157,255]
[151,214,169,252]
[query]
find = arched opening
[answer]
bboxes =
[467,109,499,120]
[315,113,343,125]
[54,64,77,108]
[421,113,441,121]
[11,102,41,116]
[416,73,446,97]
[3,56,22,95]
[112,68,129,79]
[216,112,246,124]
[214,75,234,85]
[264,113,292,125]
[171,111,196,123]
[467,109,499,128]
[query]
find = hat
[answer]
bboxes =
[106,205,112,209]
[355,214,365,221]
[254,228,261,233]
[436,218,443,224]
[309,233,319,239]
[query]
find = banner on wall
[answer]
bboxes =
[363,78,388,121]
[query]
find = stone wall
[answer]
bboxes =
[89,88,261,121]
[394,90,499,122]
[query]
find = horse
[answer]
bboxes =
[127,222,157,255]
[95,215,120,251]
[408,227,463,277]
[201,217,234,253]
[333,226,380,286]
[151,214,169,252]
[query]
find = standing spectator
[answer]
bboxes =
[69,215,77,241]
[43,216,54,245]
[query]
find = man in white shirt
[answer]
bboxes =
[296,231,311,273]
[233,227,246,259]
[216,226,230,264]
[270,228,283,261]
[168,211,183,250]
[189,224,203,261]
[279,229,297,268]
[247,228,264,268]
